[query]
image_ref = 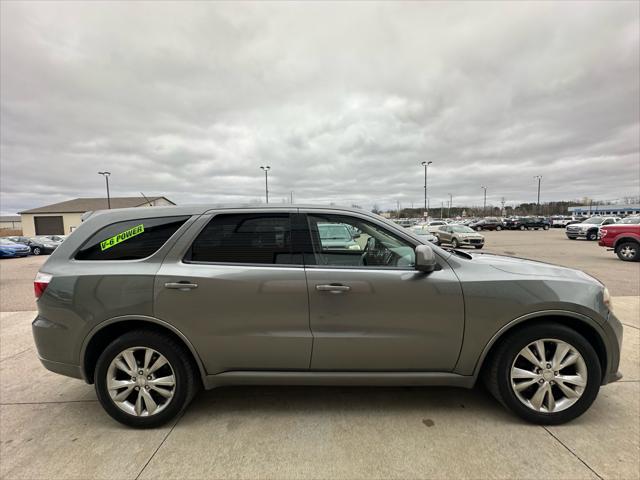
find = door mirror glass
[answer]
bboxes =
[415,245,437,272]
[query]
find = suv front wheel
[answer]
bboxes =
[94,330,199,428]
[484,323,601,425]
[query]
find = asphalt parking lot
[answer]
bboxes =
[0,228,638,479]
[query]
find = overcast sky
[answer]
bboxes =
[1,1,639,215]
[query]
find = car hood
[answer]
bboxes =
[468,252,600,283]
[458,233,484,238]
[0,244,29,250]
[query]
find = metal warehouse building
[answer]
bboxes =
[19,196,174,236]
[568,204,640,216]
[0,215,22,231]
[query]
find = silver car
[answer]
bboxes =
[32,205,622,428]
[435,225,485,249]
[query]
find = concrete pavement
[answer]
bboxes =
[1,297,638,479]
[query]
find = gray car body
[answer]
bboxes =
[33,205,623,390]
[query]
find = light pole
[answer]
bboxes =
[481,185,487,215]
[448,193,452,218]
[260,166,271,204]
[98,172,111,209]
[421,161,432,220]
[534,175,542,214]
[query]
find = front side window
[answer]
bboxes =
[187,213,295,265]
[306,214,415,268]
[75,216,189,261]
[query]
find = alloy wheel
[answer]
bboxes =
[106,347,176,417]
[510,338,587,413]
[619,245,636,260]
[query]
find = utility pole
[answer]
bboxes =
[481,185,487,215]
[421,161,433,220]
[260,166,271,204]
[440,201,443,219]
[501,197,506,216]
[448,193,452,218]
[396,199,401,219]
[534,175,542,214]
[98,172,111,209]
[290,191,293,204]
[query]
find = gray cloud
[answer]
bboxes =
[1,1,639,214]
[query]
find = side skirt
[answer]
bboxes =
[202,371,476,390]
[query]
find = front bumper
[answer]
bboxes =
[602,310,624,385]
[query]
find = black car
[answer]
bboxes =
[469,217,504,231]
[505,217,550,230]
[4,236,58,255]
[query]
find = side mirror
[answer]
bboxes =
[415,245,437,273]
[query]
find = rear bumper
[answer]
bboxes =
[37,356,84,380]
[602,310,624,385]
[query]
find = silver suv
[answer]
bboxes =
[32,205,623,428]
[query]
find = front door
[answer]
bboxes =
[155,211,312,374]
[302,211,464,371]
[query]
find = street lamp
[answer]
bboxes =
[260,166,271,204]
[448,193,453,218]
[534,175,542,214]
[481,185,487,215]
[98,172,111,209]
[421,161,433,220]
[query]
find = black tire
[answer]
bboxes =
[451,239,459,248]
[616,241,639,262]
[32,247,41,255]
[586,230,598,241]
[484,323,601,425]
[543,225,549,231]
[95,330,200,428]
[496,225,502,231]
[477,226,482,231]
[519,225,526,231]
[474,245,483,249]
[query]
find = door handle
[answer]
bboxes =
[316,284,351,293]
[164,281,198,291]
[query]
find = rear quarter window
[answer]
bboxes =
[75,216,189,260]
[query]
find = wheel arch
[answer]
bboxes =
[81,315,206,385]
[613,236,640,250]
[474,312,608,384]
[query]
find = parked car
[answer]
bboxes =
[408,226,439,245]
[424,220,448,233]
[565,217,620,241]
[0,238,31,258]
[4,236,59,255]
[551,216,574,228]
[317,223,361,250]
[469,217,503,231]
[32,205,622,428]
[505,217,551,231]
[598,216,640,261]
[435,225,484,249]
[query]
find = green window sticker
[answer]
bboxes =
[100,224,145,251]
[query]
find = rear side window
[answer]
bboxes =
[186,213,295,265]
[75,216,189,261]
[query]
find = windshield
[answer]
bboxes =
[582,217,604,225]
[621,217,640,224]
[33,236,54,242]
[451,226,474,233]
[0,239,16,245]
[318,224,352,240]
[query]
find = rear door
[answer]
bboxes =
[154,210,312,374]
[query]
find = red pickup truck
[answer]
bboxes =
[599,217,640,261]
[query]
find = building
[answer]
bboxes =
[568,204,640,217]
[19,196,174,236]
[0,215,22,231]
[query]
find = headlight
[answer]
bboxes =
[348,244,361,251]
[603,287,612,311]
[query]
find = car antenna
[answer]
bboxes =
[140,192,153,207]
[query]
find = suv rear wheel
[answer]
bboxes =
[586,230,598,241]
[484,323,601,425]
[616,241,639,262]
[95,330,199,428]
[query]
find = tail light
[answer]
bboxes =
[34,272,52,299]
